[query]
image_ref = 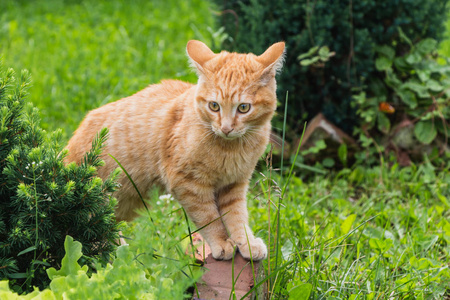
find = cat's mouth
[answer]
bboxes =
[220,135,238,140]
[213,129,242,141]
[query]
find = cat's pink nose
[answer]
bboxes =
[221,126,234,135]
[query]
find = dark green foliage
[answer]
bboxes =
[0,64,120,292]
[215,0,449,134]
[353,36,450,166]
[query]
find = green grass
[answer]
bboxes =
[248,161,450,299]
[0,0,215,139]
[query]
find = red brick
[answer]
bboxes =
[188,233,265,300]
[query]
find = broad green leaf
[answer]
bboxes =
[417,70,431,82]
[375,56,392,71]
[441,219,450,236]
[416,291,425,300]
[318,46,330,57]
[376,45,395,60]
[47,236,88,280]
[0,281,10,292]
[414,120,437,144]
[17,245,37,256]
[426,79,443,92]
[385,70,402,88]
[289,282,312,300]
[416,38,437,54]
[300,56,320,66]
[394,57,409,71]
[369,238,393,252]
[406,52,422,64]
[440,77,450,89]
[301,140,326,155]
[340,214,356,235]
[397,89,417,108]
[297,46,319,60]
[437,193,449,208]
[0,283,56,299]
[322,157,335,168]
[26,289,57,300]
[409,256,431,270]
[395,275,415,292]
[338,143,347,166]
[402,81,429,98]
[377,112,391,134]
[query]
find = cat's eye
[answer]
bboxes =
[237,103,251,113]
[209,102,220,112]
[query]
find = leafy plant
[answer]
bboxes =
[353,33,450,166]
[298,46,335,67]
[1,222,202,299]
[0,65,120,292]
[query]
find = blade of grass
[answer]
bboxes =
[279,91,289,186]
[272,91,289,291]
[243,225,257,299]
[178,211,229,242]
[239,261,292,300]
[281,123,307,199]
[274,121,307,279]
[109,153,149,213]
[181,207,200,299]
[339,225,366,294]
[230,248,237,300]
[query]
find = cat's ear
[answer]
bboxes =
[186,40,216,75]
[256,42,286,85]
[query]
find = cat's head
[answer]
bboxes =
[187,40,285,141]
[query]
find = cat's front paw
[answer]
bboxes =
[210,238,236,260]
[237,237,267,261]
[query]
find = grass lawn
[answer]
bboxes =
[248,162,450,299]
[1,0,449,299]
[0,0,215,140]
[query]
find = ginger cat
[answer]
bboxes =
[65,40,285,260]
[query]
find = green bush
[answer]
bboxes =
[353,35,450,167]
[0,201,203,299]
[214,0,449,134]
[0,65,120,292]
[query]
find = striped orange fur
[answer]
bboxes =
[65,40,285,260]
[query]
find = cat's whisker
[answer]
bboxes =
[241,134,254,150]
[270,140,282,147]
[199,131,215,144]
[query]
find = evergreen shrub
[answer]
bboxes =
[0,211,202,299]
[0,64,120,292]
[214,0,449,134]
